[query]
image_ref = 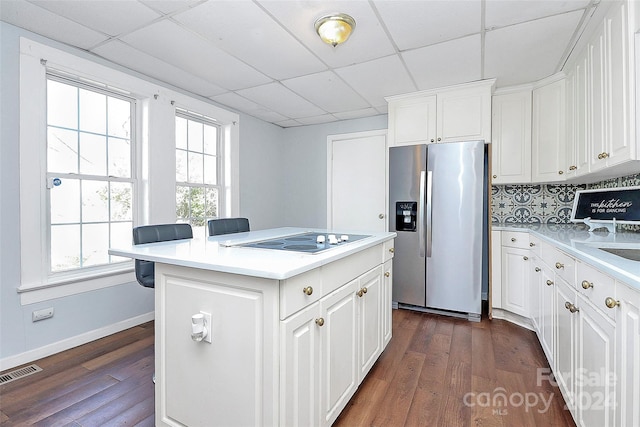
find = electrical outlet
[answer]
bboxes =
[32,307,54,322]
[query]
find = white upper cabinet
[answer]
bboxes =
[566,1,637,178]
[532,76,566,183]
[491,89,532,184]
[387,80,495,147]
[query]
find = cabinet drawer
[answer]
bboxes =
[528,235,542,257]
[502,231,530,249]
[577,261,616,320]
[549,247,576,285]
[280,268,322,320]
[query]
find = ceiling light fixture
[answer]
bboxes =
[314,13,356,47]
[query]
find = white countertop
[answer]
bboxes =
[109,227,396,280]
[493,223,640,290]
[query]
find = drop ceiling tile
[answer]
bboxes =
[484,10,583,86]
[211,92,264,113]
[485,0,591,28]
[92,40,226,97]
[276,119,303,128]
[373,0,481,50]
[333,108,380,120]
[237,82,326,119]
[335,55,417,106]
[402,34,481,91]
[173,1,326,80]
[295,115,338,125]
[120,20,271,90]
[1,0,109,49]
[140,0,202,15]
[257,0,395,68]
[282,71,370,113]
[29,0,161,37]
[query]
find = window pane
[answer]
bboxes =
[48,128,78,173]
[176,149,188,182]
[82,180,109,223]
[110,221,132,263]
[203,124,217,155]
[176,116,187,150]
[47,80,77,129]
[108,137,131,178]
[51,224,80,272]
[190,187,205,220]
[82,223,109,266]
[204,154,217,185]
[205,187,218,217]
[110,182,132,221]
[188,152,204,183]
[50,178,80,224]
[79,133,107,176]
[188,119,203,152]
[79,89,106,134]
[176,185,189,220]
[108,96,131,138]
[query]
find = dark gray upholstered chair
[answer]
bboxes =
[132,223,193,288]
[207,218,250,236]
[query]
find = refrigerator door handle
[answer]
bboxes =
[426,170,433,258]
[418,170,426,257]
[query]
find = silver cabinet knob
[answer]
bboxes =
[379,213,385,219]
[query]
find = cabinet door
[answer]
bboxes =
[388,96,437,146]
[606,2,633,165]
[555,278,577,414]
[491,230,502,310]
[437,88,491,143]
[577,299,616,427]
[357,266,383,381]
[530,257,542,331]
[589,21,607,173]
[321,280,359,426]
[616,283,640,427]
[280,302,322,427]
[491,91,532,184]
[532,79,566,182]
[539,265,555,369]
[501,246,531,317]
[574,52,590,176]
[382,260,393,346]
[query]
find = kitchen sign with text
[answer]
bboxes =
[571,186,640,223]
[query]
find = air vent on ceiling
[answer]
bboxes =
[0,364,42,385]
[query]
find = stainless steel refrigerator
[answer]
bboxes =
[388,140,488,321]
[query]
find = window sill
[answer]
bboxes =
[17,267,136,305]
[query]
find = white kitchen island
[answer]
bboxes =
[109,227,396,427]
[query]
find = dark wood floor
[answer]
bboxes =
[0,310,576,426]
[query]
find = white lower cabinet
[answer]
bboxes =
[281,264,387,427]
[382,260,393,347]
[555,277,577,413]
[615,282,640,427]
[576,296,616,427]
[501,246,531,317]
[494,230,638,427]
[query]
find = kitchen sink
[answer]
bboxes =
[579,242,640,262]
[598,248,640,262]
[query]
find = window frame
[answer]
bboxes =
[45,72,138,275]
[175,109,222,237]
[17,37,240,304]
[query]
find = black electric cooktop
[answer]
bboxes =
[236,232,370,254]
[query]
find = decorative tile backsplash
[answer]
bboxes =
[491,172,640,231]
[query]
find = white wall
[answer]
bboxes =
[280,117,388,228]
[0,22,389,366]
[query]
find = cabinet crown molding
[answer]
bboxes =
[385,78,496,102]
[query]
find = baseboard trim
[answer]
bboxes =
[0,311,154,372]
[490,308,535,331]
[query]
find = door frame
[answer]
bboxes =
[326,129,388,231]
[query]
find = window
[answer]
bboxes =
[175,110,220,237]
[46,75,135,272]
